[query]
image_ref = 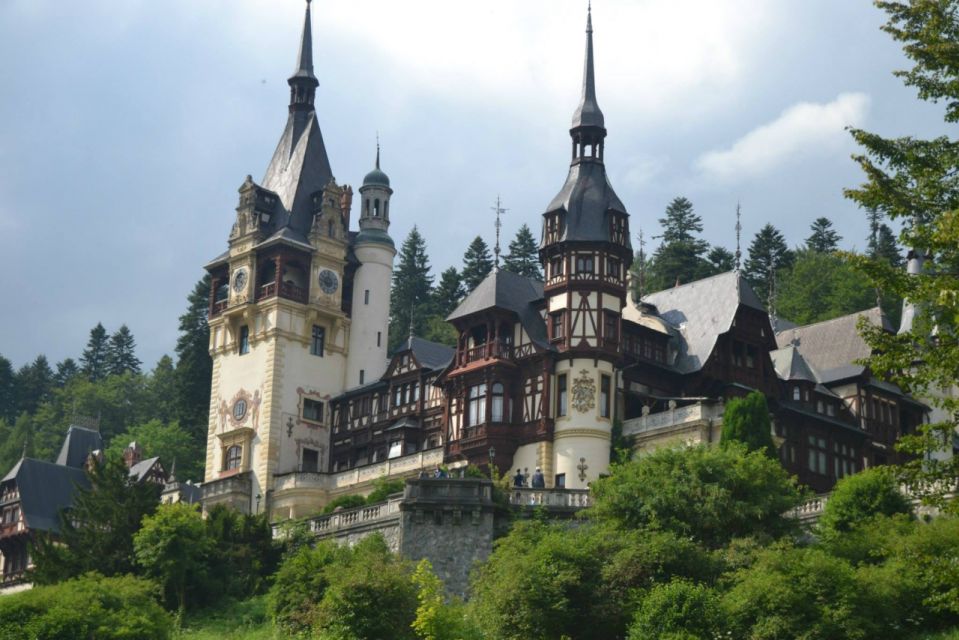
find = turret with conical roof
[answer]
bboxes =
[357,143,394,247]
[347,142,397,388]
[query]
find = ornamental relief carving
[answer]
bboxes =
[216,388,262,432]
[571,369,596,414]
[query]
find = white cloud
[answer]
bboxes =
[696,92,871,181]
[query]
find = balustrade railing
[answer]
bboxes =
[302,495,403,535]
[622,401,724,436]
[508,488,591,508]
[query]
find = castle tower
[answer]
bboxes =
[202,0,354,515]
[537,6,632,488]
[346,145,396,387]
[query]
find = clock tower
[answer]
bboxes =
[202,0,365,515]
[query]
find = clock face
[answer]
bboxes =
[232,268,248,293]
[318,269,339,295]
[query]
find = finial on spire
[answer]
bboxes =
[491,196,507,272]
[376,132,381,170]
[734,202,742,271]
[571,2,604,130]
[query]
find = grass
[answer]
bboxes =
[921,630,959,640]
[176,596,275,640]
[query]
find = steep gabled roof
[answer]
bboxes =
[543,162,627,244]
[640,271,766,374]
[775,307,891,383]
[770,344,818,382]
[128,457,163,483]
[403,336,455,371]
[447,270,549,348]
[55,426,103,469]
[2,458,88,533]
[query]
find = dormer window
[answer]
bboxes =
[792,387,801,401]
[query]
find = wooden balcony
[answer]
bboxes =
[460,340,512,366]
[256,281,309,304]
[0,520,25,538]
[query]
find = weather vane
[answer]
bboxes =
[491,196,508,271]
[735,201,742,271]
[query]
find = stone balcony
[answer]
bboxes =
[200,471,252,513]
[622,400,725,449]
[507,487,591,508]
[273,448,445,495]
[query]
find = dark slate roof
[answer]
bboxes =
[543,162,627,245]
[2,458,88,533]
[775,307,891,382]
[779,403,869,439]
[640,271,766,374]
[770,345,817,382]
[260,110,333,243]
[55,426,103,469]
[572,8,604,130]
[403,336,455,371]
[447,270,549,348]
[128,457,162,483]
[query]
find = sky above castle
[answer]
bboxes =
[0,0,946,369]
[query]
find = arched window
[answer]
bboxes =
[365,200,370,217]
[384,201,389,218]
[328,220,335,237]
[491,383,505,422]
[374,199,380,217]
[467,383,487,426]
[224,445,242,471]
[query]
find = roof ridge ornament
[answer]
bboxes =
[288,0,319,112]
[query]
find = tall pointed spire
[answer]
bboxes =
[288,0,319,112]
[734,202,742,271]
[571,2,605,130]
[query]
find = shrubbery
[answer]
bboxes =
[0,573,171,640]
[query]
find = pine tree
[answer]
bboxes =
[706,246,736,274]
[777,249,876,325]
[106,325,141,376]
[432,267,465,318]
[744,224,794,303]
[461,236,494,291]
[31,454,161,584]
[54,358,80,387]
[647,197,711,291]
[502,224,542,280]
[15,355,54,416]
[148,356,178,425]
[80,323,110,381]
[175,276,212,441]
[0,355,15,423]
[873,224,904,268]
[806,217,842,253]
[390,227,434,350]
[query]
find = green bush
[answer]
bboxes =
[267,540,347,635]
[365,477,406,503]
[321,494,367,514]
[312,535,418,640]
[722,544,885,640]
[721,391,777,458]
[0,573,171,640]
[628,579,724,640]
[589,444,803,548]
[818,466,911,538]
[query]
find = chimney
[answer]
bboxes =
[123,441,143,469]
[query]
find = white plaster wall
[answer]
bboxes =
[551,357,613,489]
[510,442,541,480]
[346,242,395,388]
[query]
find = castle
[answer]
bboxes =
[197,2,940,523]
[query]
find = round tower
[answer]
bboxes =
[345,145,396,387]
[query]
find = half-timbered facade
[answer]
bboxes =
[198,3,932,521]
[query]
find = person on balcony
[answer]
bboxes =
[513,469,525,487]
[531,467,545,489]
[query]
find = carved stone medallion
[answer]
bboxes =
[571,369,596,414]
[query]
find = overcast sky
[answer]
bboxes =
[0,0,945,370]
